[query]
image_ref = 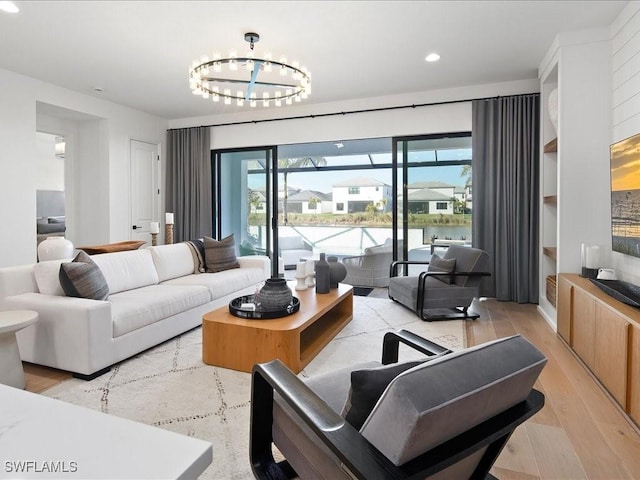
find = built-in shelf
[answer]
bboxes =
[543,195,557,204]
[544,138,557,153]
[543,246,557,261]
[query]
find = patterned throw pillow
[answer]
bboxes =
[204,235,240,273]
[184,239,206,273]
[59,251,109,300]
[428,254,456,284]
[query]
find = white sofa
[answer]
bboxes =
[0,243,270,379]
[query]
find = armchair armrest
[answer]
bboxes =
[389,260,430,278]
[381,329,452,364]
[251,360,404,480]
[251,359,545,480]
[418,270,491,289]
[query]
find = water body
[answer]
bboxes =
[612,189,640,257]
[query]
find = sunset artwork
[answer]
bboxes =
[611,132,640,257]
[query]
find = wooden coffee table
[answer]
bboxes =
[202,282,353,373]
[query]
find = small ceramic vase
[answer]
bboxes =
[258,278,293,311]
[327,256,347,288]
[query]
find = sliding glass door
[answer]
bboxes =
[394,133,472,273]
[211,134,472,279]
[215,147,278,275]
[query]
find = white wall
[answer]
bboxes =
[611,1,640,283]
[169,79,539,150]
[0,67,168,267]
[35,132,64,191]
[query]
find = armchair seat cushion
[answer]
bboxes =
[389,245,490,320]
[389,275,477,310]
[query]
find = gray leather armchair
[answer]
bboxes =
[388,245,490,321]
[250,330,546,479]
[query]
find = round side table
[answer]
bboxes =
[0,310,38,389]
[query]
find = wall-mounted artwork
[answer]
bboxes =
[611,132,640,258]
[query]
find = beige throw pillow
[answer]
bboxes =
[204,235,240,273]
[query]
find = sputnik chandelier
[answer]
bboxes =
[189,32,311,107]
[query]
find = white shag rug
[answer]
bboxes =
[42,296,464,479]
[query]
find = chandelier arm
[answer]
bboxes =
[245,62,262,100]
[202,77,299,89]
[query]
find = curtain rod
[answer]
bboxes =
[167,92,539,131]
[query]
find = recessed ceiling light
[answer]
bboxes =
[0,1,19,13]
[425,53,440,63]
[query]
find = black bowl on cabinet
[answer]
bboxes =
[589,278,640,308]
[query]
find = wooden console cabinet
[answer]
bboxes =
[557,274,638,423]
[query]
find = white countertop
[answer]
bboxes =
[0,384,212,479]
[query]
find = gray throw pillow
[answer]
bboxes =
[59,251,109,300]
[428,254,456,284]
[341,360,425,430]
[204,235,240,273]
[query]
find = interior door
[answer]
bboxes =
[130,139,159,242]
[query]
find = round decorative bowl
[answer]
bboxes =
[229,295,300,319]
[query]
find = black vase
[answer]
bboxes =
[315,253,330,294]
[259,278,293,311]
[327,256,347,288]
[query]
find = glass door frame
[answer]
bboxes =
[392,131,473,266]
[212,145,280,277]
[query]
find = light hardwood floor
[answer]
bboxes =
[23,294,640,479]
[466,298,640,480]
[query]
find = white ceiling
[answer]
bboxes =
[0,1,628,120]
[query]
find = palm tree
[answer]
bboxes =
[460,164,472,187]
[278,157,327,225]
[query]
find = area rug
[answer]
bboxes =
[42,296,464,479]
[352,286,374,296]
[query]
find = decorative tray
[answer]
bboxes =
[229,294,300,319]
[589,278,640,308]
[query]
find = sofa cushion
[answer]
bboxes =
[341,360,426,430]
[160,266,265,300]
[149,243,196,282]
[109,284,210,337]
[428,254,456,284]
[361,335,547,465]
[363,245,392,256]
[279,236,308,251]
[91,249,159,294]
[33,259,67,296]
[59,251,109,301]
[204,235,240,273]
[37,223,66,234]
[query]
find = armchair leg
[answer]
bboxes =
[419,306,480,321]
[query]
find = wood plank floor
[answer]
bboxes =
[22,294,640,479]
[466,298,640,480]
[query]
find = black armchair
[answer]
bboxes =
[389,245,491,321]
[250,330,546,479]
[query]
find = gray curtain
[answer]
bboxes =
[166,127,212,242]
[472,95,540,302]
